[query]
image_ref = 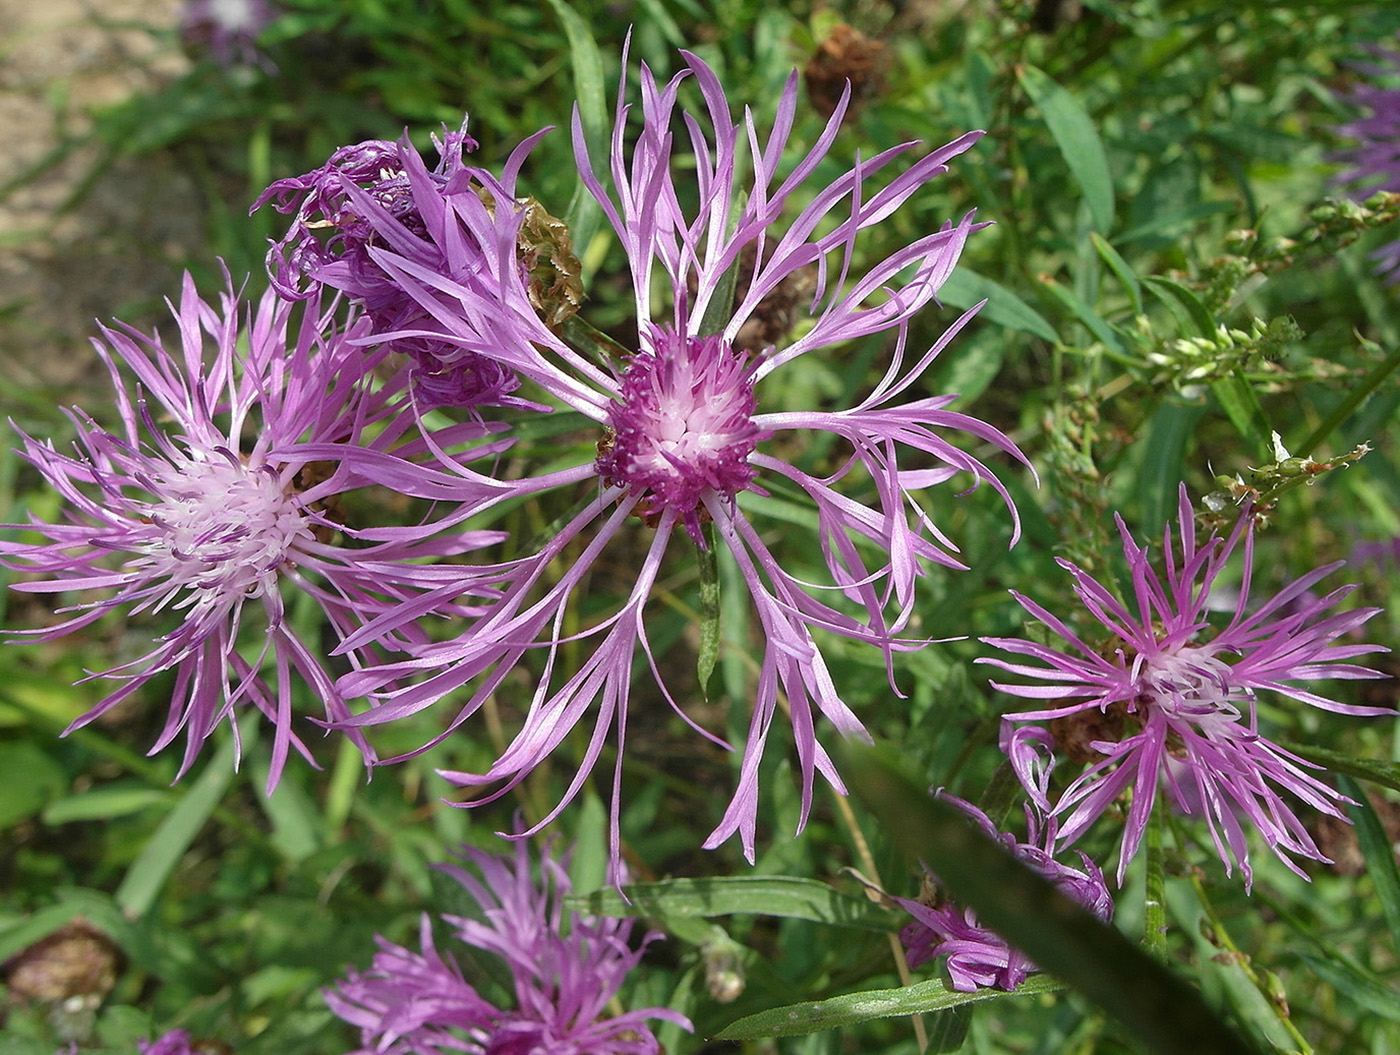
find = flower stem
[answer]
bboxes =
[1300,342,1400,455]
[1143,796,1168,960]
[831,790,930,1053]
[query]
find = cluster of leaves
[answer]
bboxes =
[5,1,1400,1054]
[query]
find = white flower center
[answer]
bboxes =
[138,452,310,601]
[1139,645,1244,724]
[208,0,259,31]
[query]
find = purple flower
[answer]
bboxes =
[897,781,1112,992]
[324,841,689,1055]
[180,0,276,69]
[1331,33,1400,281]
[331,46,1029,862]
[252,122,547,410]
[0,272,508,786]
[981,486,1391,887]
[138,1030,199,1055]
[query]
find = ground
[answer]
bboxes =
[0,0,201,402]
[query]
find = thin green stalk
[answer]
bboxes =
[1167,813,1313,1055]
[1144,797,1168,960]
[1300,343,1400,455]
[831,790,929,1053]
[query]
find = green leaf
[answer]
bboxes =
[1090,231,1142,315]
[1171,883,1294,1052]
[0,739,68,826]
[569,789,610,897]
[1276,741,1400,795]
[843,743,1267,1055]
[251,755,321,863]
[1113,201,1237,245]
[695,185,748,338]
[115,731,237,918]
[1297,950,1400,1023]
[1037,276,1124,352]
[940,269,1059,343]
[575,876,895,931]
[1210,370,1273,460]
[714,973,1066,1040]
[636,0,686,48]
[1338,774,1400,956]
[0,889,143,967]
[41,787,171,825]
[1017,65,1114,233]
[545,0,607,257]
[1136,400,1204,533]
[963,50,996,129]
[1142,275,1216,339]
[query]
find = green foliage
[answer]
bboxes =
[5,2,1400,1054]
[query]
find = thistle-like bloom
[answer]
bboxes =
[252,121,550,410]
[180,0,276,69]
[138,1030,200,1055]
[982,487,1390,887]
[332,46,1029,862]
[0,273,507,786]
[1332,33,1400,281]
[324,841,689,1055]
[897,781,1112,992]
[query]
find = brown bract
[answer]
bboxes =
[804,23,889,124]
[2,919,123,1004]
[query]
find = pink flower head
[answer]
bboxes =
[252,121,542,410]
[180,0,276,69]
[982,486,1391,888]
[0,272,509,787]
[897,785,1112,992]
[1331,32,1400,281]
[324,840,690,1055]
[332,45,1029,864]
[137,1030,199,1055]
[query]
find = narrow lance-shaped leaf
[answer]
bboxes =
[545,0,607,256]
[1211,370,1274,461]
[1136,401,1205,533]
[115,726,239,918]
[715,974,1066,1040]
[1091,231,1143,315]
[1143,275,1216,339]
[940,269,1059,342]
[1338,774,1400,957]
[575,875,896,931]
[1018,65,1114,233]
[842,742,1267,1055]
[1279,740,1400,796]
[1038,275,1125,353]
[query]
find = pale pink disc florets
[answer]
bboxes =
[596,327,769,541]
[136,450,310,610]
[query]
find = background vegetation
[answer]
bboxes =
[4,1,1400,1053]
